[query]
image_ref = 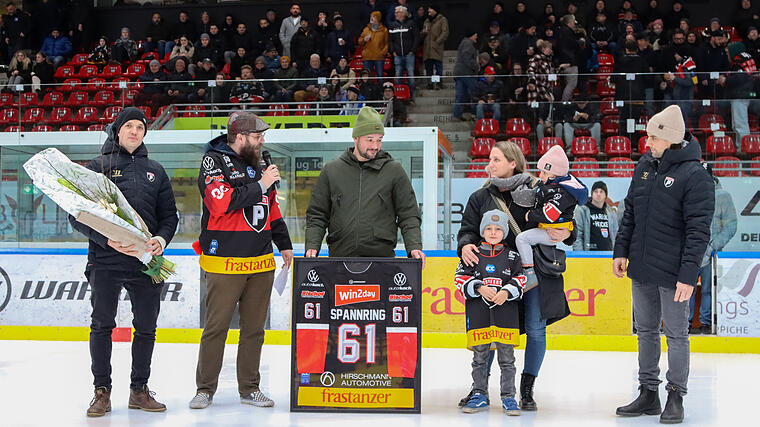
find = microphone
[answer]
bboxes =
[261,150,279,188]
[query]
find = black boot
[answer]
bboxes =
[519,373,537,411]
[616,386,661,416]
[660,390,684,424]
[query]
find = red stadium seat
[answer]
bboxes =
[295,103,311,116]
[0,93,12,108]
[596,79,615,97]
[73,107,98,125]
[384,57,391,72]
[92,90,115,107]
[394,84,410,101]
[13,92,38,108]
[31,124,53,132]
[46,107,72,125]
[136,106,152,120]
[573,128,591,137]
[40,91,64,108]
[87,124,106,132]
[750,156,760,177]
[538,137,563,156]
[60,78,82,92]
[601,115,619,136]
[349,59,364,72]
[600,97,618,116]
[99,106,123,124]
[636,114,651,134]
[712,156,741,177]
[474,118,499,137]
[698,114,726,134]
[706,135,736,155]
[597,53,614,67]
[571,136,599,156]
[749,115,760,132]
[596,66,614,80]
[54,65,75,81]
[86,77,107,93]
[65,91,88,107]
[605,136,632,156]
[267,104,289,116]
[21,108,45,125]
[109,77,132,92]
[98,64,122,80]
[68,53,89,68]
[505,117,531,137]
[572,157,601,177]
[183,105,207,118]
[75,64,98,80]
[221,62,231,79]
[607,157,635,177]
[741,135,760,155]
[470,137,495,158]
[59,124,80,131]
[155,105,169,118]
[638,135,650,154]
[124,63,146,79]
[122,90,140,106]
[466,158,490,178]
[0,108,19,125]
[5,125,22,132]
[508,137,531,157]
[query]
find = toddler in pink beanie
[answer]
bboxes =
[516,145,588,288]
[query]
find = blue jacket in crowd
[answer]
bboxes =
[41,35,73,58]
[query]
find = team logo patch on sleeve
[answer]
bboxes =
[543,203,562,222]
[203,156,215,170]
[247,166,256,178]
[664,176,675,188]
[146,171,155,182]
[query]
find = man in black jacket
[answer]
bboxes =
[613,105,714,425]
[613,40,651,138]
[388,5,420,98]
[2,2,31,58]
[556,15,582,101]
[69,107,178,417]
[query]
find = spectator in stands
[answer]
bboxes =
[340,85,365,115]
[31,51,54,93]
[386,0,410,27]
[587,1,611,24]
[636,33,659,114]
[421,4,448,89]
[359,11,389,78]
[266,9,278,27]
[220,14,237,56]
[167,35,195,73]
[664,1,690,31]
[230,65,267,103]
[389,5,419,98]
[733,0,760,37]
[145,12,171,59]
[509,21,538,68]
[509,1,530,35]
[541,2,557,29]
[192,34,219,76]
[477,51,492,73]
[503,62,529,119]
[5,49,30,91]
[573,181,619,251]
[257,17,282,56]
[558,92,601,148]
[479,21,509,52]
[290,17,320,71]
[272,55,297,102]
[661,29,692,69]
[40,28,72,69]
[590,12,616,55]
[382,81,408,126]
[325,15,353,66]
[722,45,756,145]
[698,30,730,101]
[453,29,479,120]
[473,66,503,121]
[165,58,193,104]
[328,74,348,101]
[294,53,326,102]
[358,68,382,100]
[482,35,509,74]
[207,72,231,104]
[137,60,168,113]
[112,27,138,63]
[253,56,276,98]
[188,60,216,103]
[197,11,212,37]
[279,3,302,58]
[3,2,31,61]
[614,40,650,138]
[527,39,556,107]
[231,23,256,62]
[648,18,666,49]
[686,30,701,52]
[743,26,760,64]
[359,0,383,26]
[702,18,724,41]
[640,0,663,28]
[229,47,253,80]
[484,1,507,31]
[263,46,281,71]
[414,5,428,30]
[207,24,226,68]
[329,56,356,90]
[88,36,110,66]
[170,10,197,46]
[314,11,332,57]
[315,84,334,113]
[660,47,697,123]
[556,15,582,102]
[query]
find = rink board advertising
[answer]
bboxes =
[290,258,422,413]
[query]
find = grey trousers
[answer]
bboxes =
[561,66,579,102]
[471,343,516,399]
[515,228,555,266]
[632,280,690,395]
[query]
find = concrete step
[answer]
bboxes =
[408,103,453,114]
[416,88,455,98]
[442,131,474,146]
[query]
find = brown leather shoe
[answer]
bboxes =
[87,387,111,417]
[128,385,167,412]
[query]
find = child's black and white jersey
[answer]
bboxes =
[294,261,418,379]
[454,242,527,349]
[528,174,589,229]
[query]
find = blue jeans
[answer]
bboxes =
[731,99,750,149]
[522,286,547,377]
[393,53,415,95]
[476,102,501,121]
[363,59,386,78]
[689,263,712,326]
[453,77,476,118]
[52,56,66,69]
[144,40,169,58]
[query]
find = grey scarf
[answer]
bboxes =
[488,172,537,208]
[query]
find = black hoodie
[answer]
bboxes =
[69,130,178,272]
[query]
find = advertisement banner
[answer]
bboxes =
[0,254,201,328]
[173,115,374,131]
[716,255,760,337]
[290,258,422,413]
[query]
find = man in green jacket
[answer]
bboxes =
[305,106,426,267]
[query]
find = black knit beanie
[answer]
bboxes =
[112,107,148,137]
[591,181,608,196]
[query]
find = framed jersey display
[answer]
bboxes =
[290,258,422,413]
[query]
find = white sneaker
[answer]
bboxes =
[240,390,275,407]
[189,392,212,409]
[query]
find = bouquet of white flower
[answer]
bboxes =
[23,147,175,283]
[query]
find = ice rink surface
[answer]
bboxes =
[0,340,756,426]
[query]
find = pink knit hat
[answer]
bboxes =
[537,145,569,176]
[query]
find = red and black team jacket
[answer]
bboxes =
[197,134,292,275]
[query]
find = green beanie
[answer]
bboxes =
[352,106,385,138]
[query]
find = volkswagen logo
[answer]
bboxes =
[394,272,407,287]
[0,266,11,313]
[202,156,215,170]
[320,371,335,387]
[307,269,319,283]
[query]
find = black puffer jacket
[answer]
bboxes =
[613,133,714,287]
[388,18,419,56]
[69,128,178,272]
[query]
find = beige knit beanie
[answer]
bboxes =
[646,105,686,144]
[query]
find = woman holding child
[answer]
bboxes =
[456,140,579,414]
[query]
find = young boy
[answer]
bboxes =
[454,209,527,415]
[516,145,588,287]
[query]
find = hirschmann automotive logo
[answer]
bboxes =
[393,273,407,287]
[307,269,320,283]
[0,266,11,313]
